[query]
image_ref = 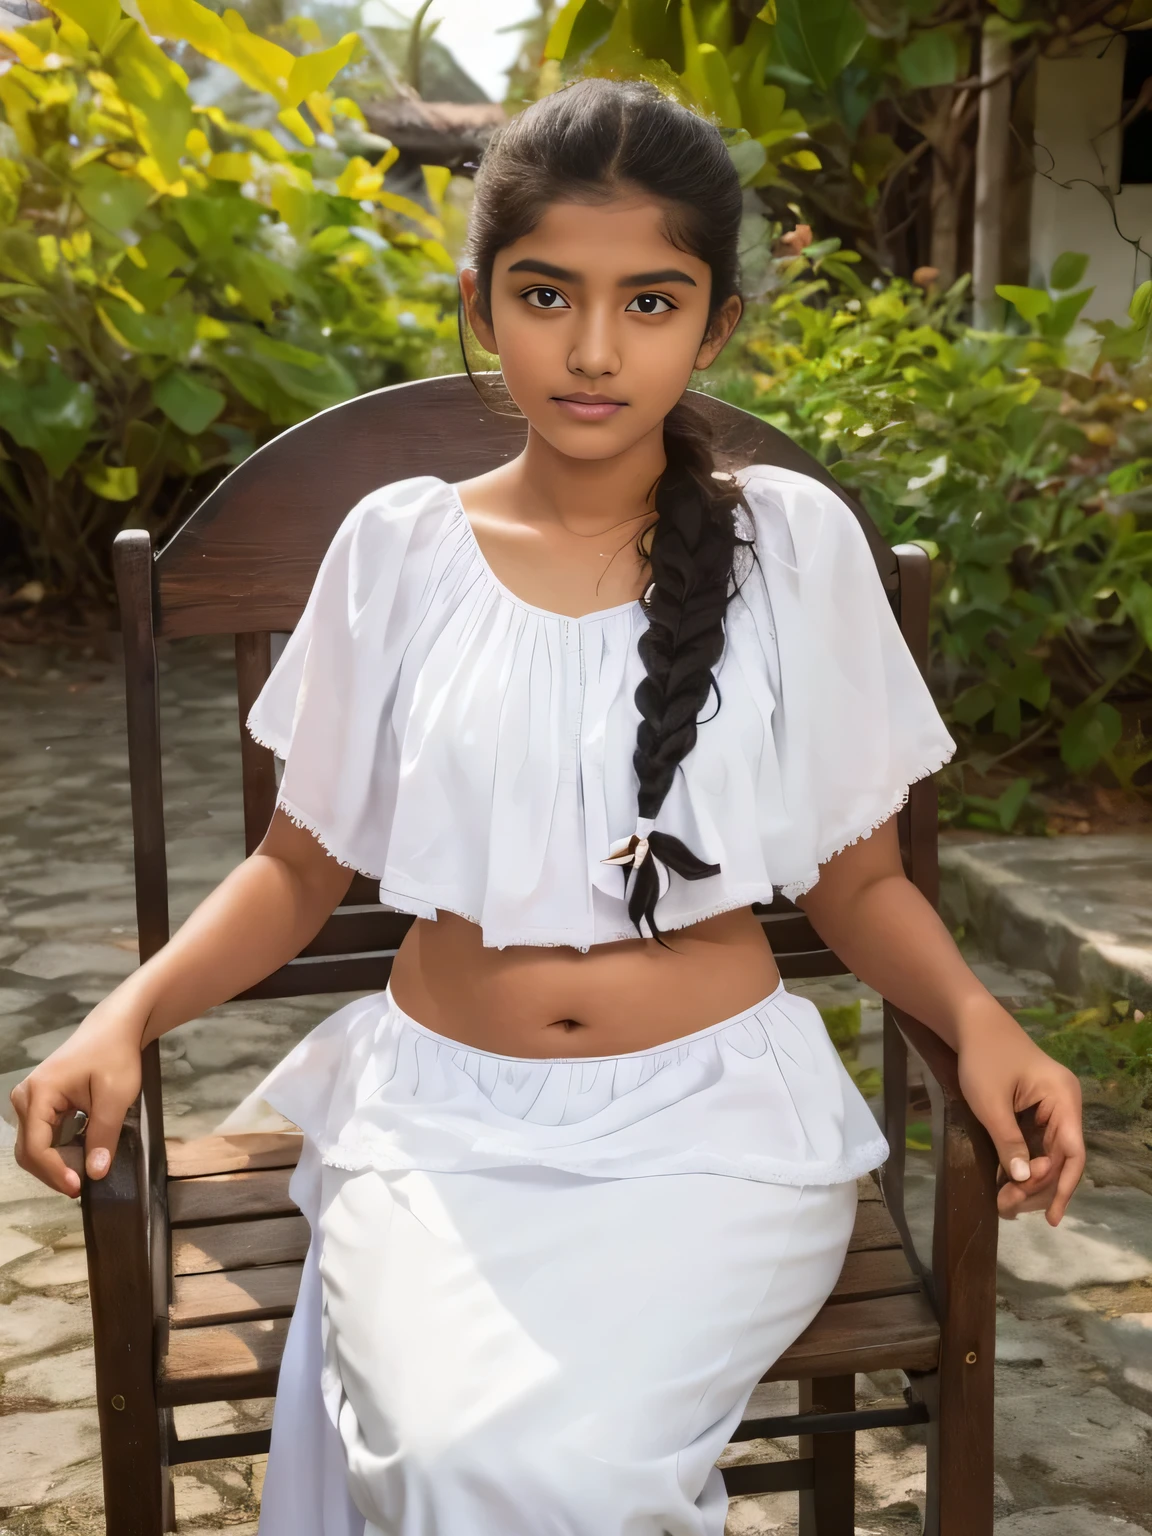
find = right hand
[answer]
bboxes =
[10,1003,145,1198]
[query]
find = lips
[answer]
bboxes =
[553,393,626,420]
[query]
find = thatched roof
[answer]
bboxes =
[361,100,506,173]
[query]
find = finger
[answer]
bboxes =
[83,1083,130,1180]
[979,1102,1037,1188]
[996,1153,1057,1218]
[17,1087,82,1197]
[1045,1126,1086,1227]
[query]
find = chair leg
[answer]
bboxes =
[921,1331,995,1536]
[81,1112,170,1536]
[797,1376,855,1536]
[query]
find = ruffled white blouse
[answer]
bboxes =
[247,466,955,951]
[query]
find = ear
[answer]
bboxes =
[459,267,499,356]
[694,293,743,370]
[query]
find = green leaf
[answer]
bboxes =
[952,683,996,726]
[896,28,959,89]
[993,777,1032,832]
[728,137,767,186]
[48,0,122,51]
[1059,701,1123,773]
[0,364,96,477]
[107,23,192,185]
[545,0,612,62]
[1129,280,1152,327]
[773,0,867,94]
[99,297,197,358]
[544,0,587,60]
[996,284,1051,324]
[1042,287,1093,339]
[1124,579,1152,648]
[83,461,138,500]
[1050,251,1090,291]
[153,368,227,435]
[72,163,151,237]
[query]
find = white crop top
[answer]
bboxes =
[247,467,956,951]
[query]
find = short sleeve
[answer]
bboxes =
[245,476,448,879]
[737,466,955,898]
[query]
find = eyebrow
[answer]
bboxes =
[506,259,698,288]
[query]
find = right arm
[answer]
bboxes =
[10,810,353,1197]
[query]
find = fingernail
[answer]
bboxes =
[88,1149,110,1176]
[1010,1157,1031,1182]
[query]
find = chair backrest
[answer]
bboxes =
[114,374,936,1135]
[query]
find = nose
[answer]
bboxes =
[566,299,621,382]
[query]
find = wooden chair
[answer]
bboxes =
[81,374,1005,1536]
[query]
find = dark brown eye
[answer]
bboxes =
[626,293,674,314]
[524,287,569,309]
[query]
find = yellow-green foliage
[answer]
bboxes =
[711,245,1152,805]
[0,0,457,596]
[544,0,820,191]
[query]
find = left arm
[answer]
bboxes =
[796,815,1085,1225]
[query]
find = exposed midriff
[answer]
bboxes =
[388,906,782,1058]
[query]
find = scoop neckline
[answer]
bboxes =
[447,483,645,625]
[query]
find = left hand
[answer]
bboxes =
[956,1016,1085,1225]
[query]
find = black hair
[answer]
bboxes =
[463,76,749,941]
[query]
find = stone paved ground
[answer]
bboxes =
[940,835,1152,1009]
[1,637,1150,1534]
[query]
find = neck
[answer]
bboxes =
[507,419,668,535]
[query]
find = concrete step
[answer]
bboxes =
[939,834,1152,1008]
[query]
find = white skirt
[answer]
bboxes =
[254,982,886,1536]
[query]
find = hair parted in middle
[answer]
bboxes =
[463,76,753,943]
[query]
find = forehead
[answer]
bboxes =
[493,195,707,278]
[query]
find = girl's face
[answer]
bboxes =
[460,193,742,462]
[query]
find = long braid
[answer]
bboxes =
[623,402,749,940]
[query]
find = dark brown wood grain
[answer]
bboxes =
[847,1200,903,1254]
[828,1247,920,1305]
[299,907,414,958]
[234,632,277,856]
[172,1215,310,1277]
[722,1458,816,1496]
[799,1375,856,1535]
[168,1167,298,1226]
[764,1291,940,1382]
[80,1106,170,1533]
[234,952,396,1000]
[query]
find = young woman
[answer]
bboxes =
[13,79,1084,1536]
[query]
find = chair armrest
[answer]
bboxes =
[884,1006,1043,1316]
[80,1096,165,1476]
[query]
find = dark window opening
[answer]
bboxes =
[1121,31,1152,184]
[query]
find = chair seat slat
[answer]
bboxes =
[170,1262,303,1329]
[828,1247,920,1304]
[847,1200,902,1253]
[159,1318,289,1406]
[172,1215,310,1276]
[763,1291,939,1382]
[169,1167,298,1226]
[166,1133,302,1179]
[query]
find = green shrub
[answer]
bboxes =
[0,0,458,598]
[1017,999,1152,1116]
[710,245,1152,811]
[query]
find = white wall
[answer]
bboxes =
[1031,37,1152,322]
